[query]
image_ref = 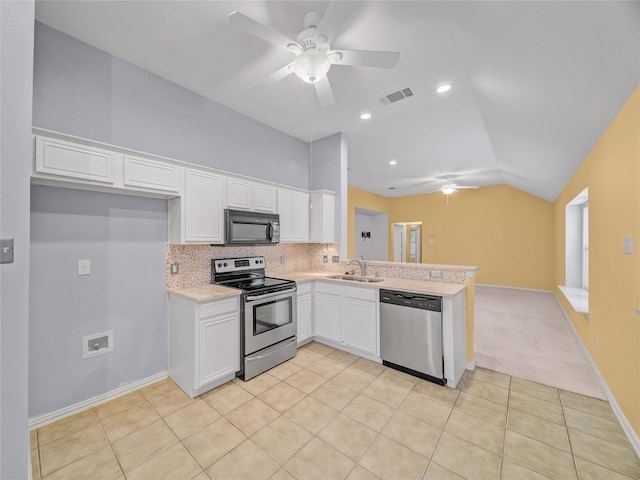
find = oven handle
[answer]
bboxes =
[245,287,297,302]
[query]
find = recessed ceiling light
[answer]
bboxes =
[359,112,372,120]
[436,84,451,94]
[388,160,398,166]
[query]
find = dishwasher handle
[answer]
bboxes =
[380,289,442,312]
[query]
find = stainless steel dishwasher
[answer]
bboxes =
[379,289,446,386]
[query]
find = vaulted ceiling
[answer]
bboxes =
[35,1,640,201]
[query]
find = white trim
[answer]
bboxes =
[475,283,553,294]
[466,360,476,370]
[554,293,640,457]
[28,371,168,430]
[465,270,477,277]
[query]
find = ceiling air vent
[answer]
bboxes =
[379,87,414,105]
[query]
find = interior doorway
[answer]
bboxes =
[393,222,422,263]
[354,208,388,260]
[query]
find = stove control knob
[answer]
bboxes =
[223,262,228,267]
[217,262,222,268]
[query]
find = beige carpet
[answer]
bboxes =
[474,285,606,400]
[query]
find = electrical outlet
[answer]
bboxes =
[82,330,113,359]
[332,256,340,263]
[430,270,442,278]
[595,333,599,347]
[280,255,285,264]
[323,255,328,263]
[170,262,180,275]
[78,259,91,276]
[624,236,633,255]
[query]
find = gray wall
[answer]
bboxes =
[33,22,311,189]
[0,1,34,477]
[310,133,348,246]
[29,186,168,417]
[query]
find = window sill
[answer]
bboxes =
[558,286,589,314]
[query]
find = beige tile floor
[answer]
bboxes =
[31,342,640,480]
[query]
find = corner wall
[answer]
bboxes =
[0,1,34,477]
[554,86,640,439]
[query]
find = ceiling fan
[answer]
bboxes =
[429,183,479,195]
[228,3,400,107]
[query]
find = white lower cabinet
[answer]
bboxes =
[296,282,313,345]
[168,294,240,397]
[313,282,379,357]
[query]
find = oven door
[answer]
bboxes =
[244,287,297,355]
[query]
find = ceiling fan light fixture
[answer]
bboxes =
[388,159,397,165]
[360,112,372,120]
[436,84,451,94]
[441,184,457,195]
[292,50,331,84]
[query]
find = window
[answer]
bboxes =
[559,188,589,314]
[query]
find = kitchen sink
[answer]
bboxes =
[328,275,384,283]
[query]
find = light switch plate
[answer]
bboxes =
[0,238,14,264]
[624,236,633,255]
[78,259,91,276]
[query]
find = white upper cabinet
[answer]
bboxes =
[35,135,118,184]
[225,177,277,213]
[253,183,277,213]
[277,188,309,242]
[123,154,183,194]
[169,168,224,244]
[310,190,335,243]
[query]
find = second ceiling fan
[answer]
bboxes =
[228,2,400,106]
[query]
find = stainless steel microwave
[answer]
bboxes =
[224,209,280,245]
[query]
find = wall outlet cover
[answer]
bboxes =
[0,238,14,264]
[332,256,340,263]
[82,330,113,359]
[78,259,91,276]
[430,270,442,278]
[323,255,328,263]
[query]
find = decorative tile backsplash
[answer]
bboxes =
[166,243,472,288]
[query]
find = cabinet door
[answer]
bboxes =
[225,177,252,210]
[35,136,118,184]
[314,292,341,342]
[292,191,309,242]
[253,183,277,213]
[185,169,223,243]
[277,189,293,241]
[197,312,239,388]
[123,154,182,193]
[297,293,313,343]
[310,191,335,243]
[342,297,378,356]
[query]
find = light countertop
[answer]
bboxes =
[277,272,466,297]
[168,271,466,302]
[168,284,241,302]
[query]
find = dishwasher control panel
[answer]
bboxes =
[380,289,442,312]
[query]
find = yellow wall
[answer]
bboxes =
[347,186,391,259]
[554,86,640,436]
[349,185,554,290]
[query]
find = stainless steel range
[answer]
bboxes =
[211,256,297,380]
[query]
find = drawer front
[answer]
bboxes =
[35,136,117,184]
[199,296,239,319]
[315,281,342,296]
[344,285,377,302]
[123,155,182,193]
[296,282,312,295]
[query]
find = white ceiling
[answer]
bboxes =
[35,1,640,201]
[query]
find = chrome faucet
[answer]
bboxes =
[347,256,366,277]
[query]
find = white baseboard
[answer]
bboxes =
[476,283,553,294]
[466,360,476,370]
[28,371,168,430]
[554,293,640,457]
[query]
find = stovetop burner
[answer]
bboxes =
[211,256,295,294]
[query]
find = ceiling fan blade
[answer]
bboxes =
[331,49,400,69]
[250,63,294,90]
[228,11,298,51]
[455,186,479,190]
[317,1,358,44]
[313,76,335,107]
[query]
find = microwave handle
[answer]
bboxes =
[267,223,273,241]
